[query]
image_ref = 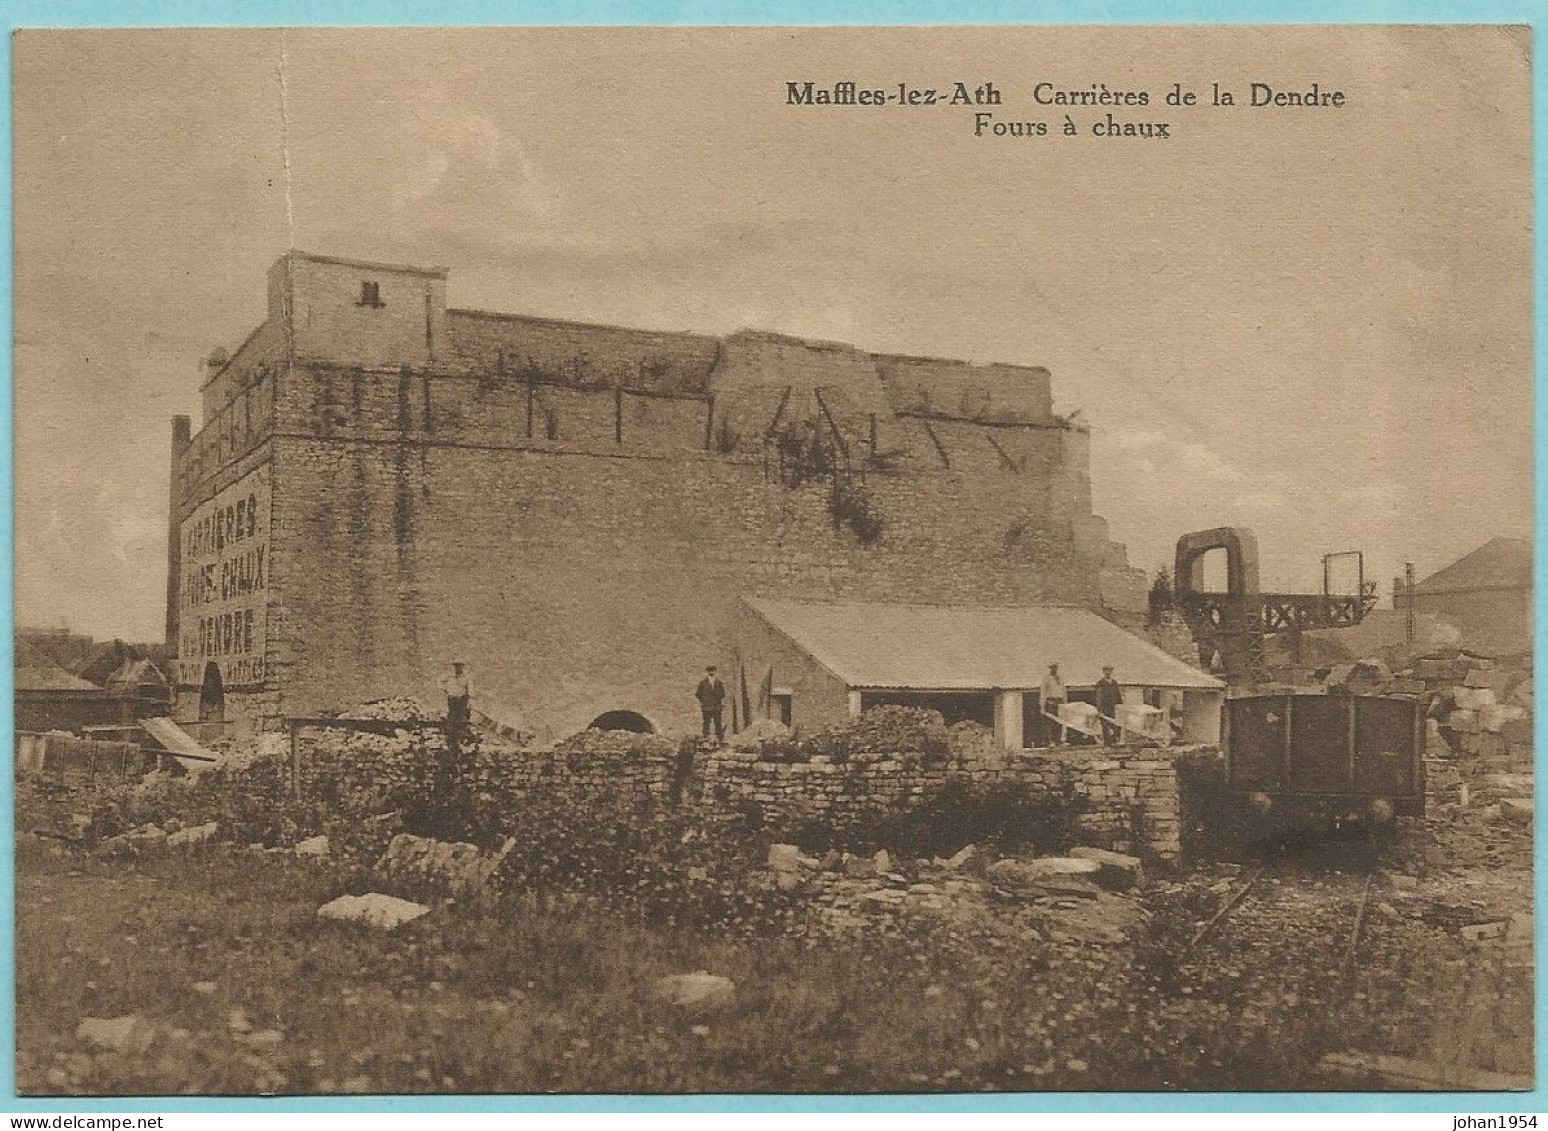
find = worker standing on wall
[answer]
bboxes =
[442,661,473,752]
[696,665,727,745]
[1039,662,1067,746]
[1096,665,1123,746]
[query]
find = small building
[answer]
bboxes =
[734,597,1225,750]
[1394,537,1532,657]
[17,626,98,675]
[102,657,173,718]
[14,640,121,733]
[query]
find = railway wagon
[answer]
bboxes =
[1223,693,1425,826]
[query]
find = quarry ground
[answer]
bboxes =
[15,759,1532,1099]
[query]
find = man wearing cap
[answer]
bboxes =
[1039,662,1067,746]
[442,661,473,750]
[695,665,727,744]
[1095,665,1123,746]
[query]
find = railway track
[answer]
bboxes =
[1184,842,1384,980]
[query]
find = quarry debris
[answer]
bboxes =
[167,822,218,848]
[1498,798,1533,824]
[294,835,330,858]
[76,1015,153,1055]
[374,833,515,896]
[653,972,736,1012]
[315,893,430,931]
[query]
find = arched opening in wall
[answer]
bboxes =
[587,710,656,734]
[198,662,225,723]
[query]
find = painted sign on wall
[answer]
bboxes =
[177,465,271,688]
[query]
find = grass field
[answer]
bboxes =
[18,834,1145,1096]
[15,746,1533,1098]
[19,825,1511,1097]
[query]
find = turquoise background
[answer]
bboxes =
[0,0,1542,1114]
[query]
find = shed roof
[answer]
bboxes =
[15,640,102,693]
[744,598,1223,691]
[105,658,170,695]
[1415,537,1532,594]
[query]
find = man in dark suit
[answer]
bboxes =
[441,660,473,752]
[696,665,727,744]
[1096,665,1124,746]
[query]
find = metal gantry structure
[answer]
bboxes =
[1174,528,1379,684]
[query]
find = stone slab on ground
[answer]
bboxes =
[943,844,978,870]
[166,822,217,848]
[653,973,735,1012]
[1069,846,1144,887]
[374,833,514,895]
[316,893,429,931]
[768,844,818,872]
[987,857,1102,891]
[96,824,169,858]
[294,835,330,858]
[76,1015,154,1055]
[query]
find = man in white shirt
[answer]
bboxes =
[1039,663,1067,746]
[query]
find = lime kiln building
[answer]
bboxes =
[166,251,1219,746]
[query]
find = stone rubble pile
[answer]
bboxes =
[346,696,441,722]
[763,841,1148,947]
[94,820,219,858]
[1324,649,1532,771]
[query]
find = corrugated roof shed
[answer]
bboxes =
[745,598,1222,691]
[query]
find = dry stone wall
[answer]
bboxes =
[466,742,1201,861]
[695,746,1191,860]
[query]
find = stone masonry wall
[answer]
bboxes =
[262,419,1103,739]
[445,309,720,395]
[695,746,1190,860]
[471,743,1200,862]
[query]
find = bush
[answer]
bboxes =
[828,476,884,544]
[485,790,802,935]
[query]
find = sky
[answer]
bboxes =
[12,25,1534,640]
